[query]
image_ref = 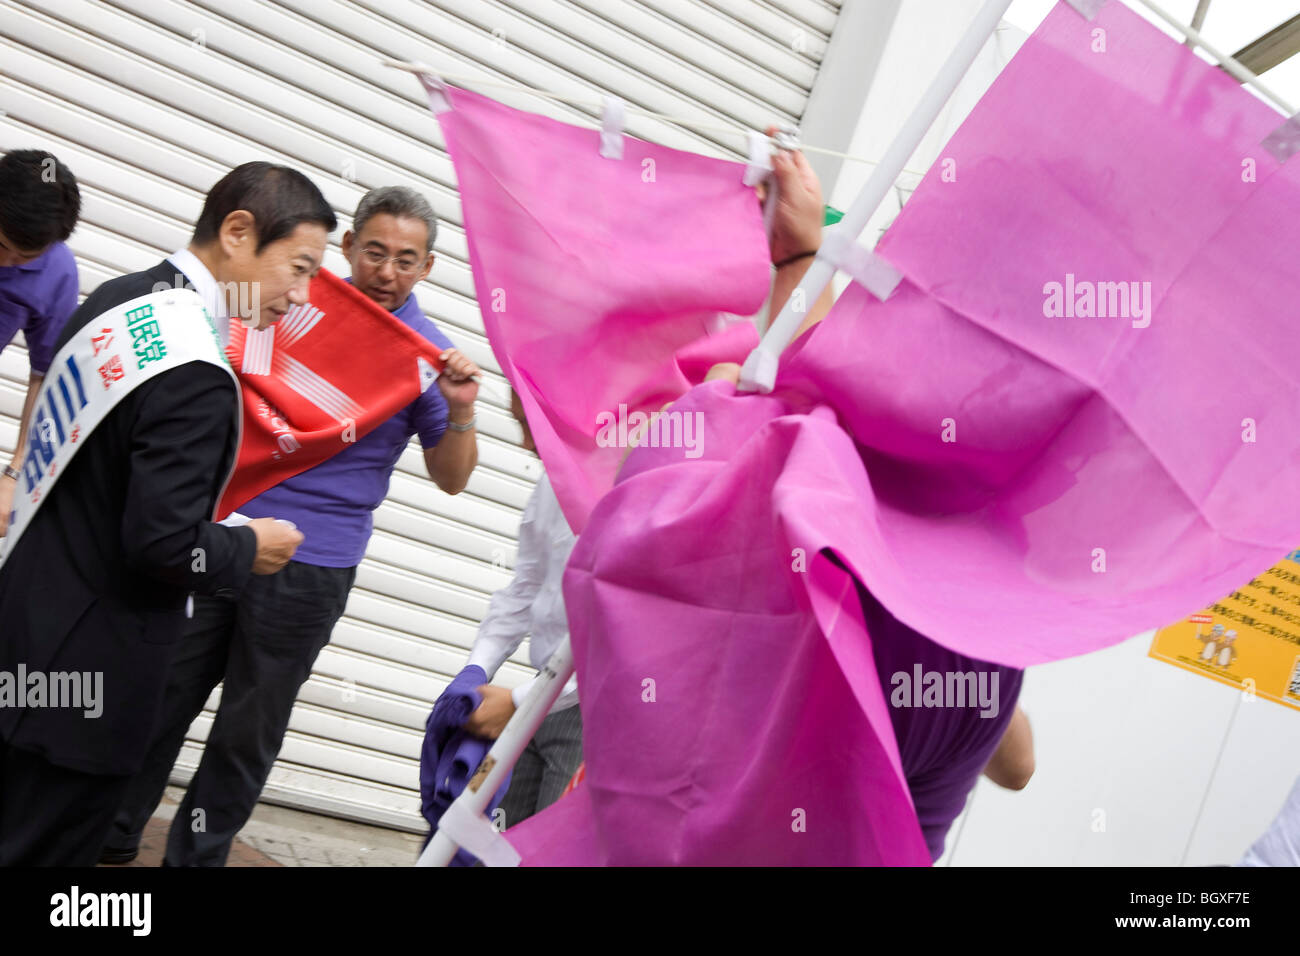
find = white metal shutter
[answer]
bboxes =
[0,0,842,831]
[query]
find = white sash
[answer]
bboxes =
[0,288,239,570]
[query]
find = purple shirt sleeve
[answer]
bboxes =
[26,247,79,375]
[411,322,455,449]
[412,375,450,449]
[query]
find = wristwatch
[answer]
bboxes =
[446,416,477,433]
[2,465,19,482]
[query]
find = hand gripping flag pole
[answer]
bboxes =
[736,0,1299,394]
[736,0,1015,394]
[416,639,577,867]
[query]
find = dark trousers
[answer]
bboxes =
[0,737,131,866]
[496,704,583,830]
[106,560,356,866]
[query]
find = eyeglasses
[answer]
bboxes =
[360,248,425,276]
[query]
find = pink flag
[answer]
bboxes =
[433,85,771,532]
[505,3,1300,864]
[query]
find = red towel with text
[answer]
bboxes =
[217,269,445,517]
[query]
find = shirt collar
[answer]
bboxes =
[167,247,229,346]
[392,291,422,323]
[13,243,57,272]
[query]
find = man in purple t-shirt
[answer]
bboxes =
[0,150,82,537]
[105,187,481,866]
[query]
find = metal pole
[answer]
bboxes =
[1186,0,1212,47]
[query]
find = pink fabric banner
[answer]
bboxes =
[434,86,771,532]
[505,2,1300,864]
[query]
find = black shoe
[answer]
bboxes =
[99,846,139,865]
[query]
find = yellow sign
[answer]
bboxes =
[1149,550,1300,711]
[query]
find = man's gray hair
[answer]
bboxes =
[352,186,438,252]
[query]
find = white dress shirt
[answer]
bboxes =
[467,472,579,712]
[169,248,245,545]
[167,247,230,348]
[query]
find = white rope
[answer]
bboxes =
[386,0,1297,178]
[380,59,931,180]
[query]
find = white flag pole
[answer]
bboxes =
[736,0,1015,394]
[416,638,577,867]
[1133,0,1295,114]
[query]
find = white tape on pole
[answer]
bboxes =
[415,68,453,115]
[737,0,1015,393]
[819,227,904,301]
[1262,113,1300,162]
[1063,0,1108,18]
[437,799,522,867]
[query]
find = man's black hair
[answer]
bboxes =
[0,150,82,251]
[192,161,337,251]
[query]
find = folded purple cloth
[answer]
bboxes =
[426,665,487,761]
[420,665,513,867]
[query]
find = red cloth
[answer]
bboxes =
[217,269,444,517]
[561,763,585,797]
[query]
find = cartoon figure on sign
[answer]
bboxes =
[1215,630,1239,669]
[1199,623,1225,662]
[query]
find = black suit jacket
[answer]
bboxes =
[0,260,256,775]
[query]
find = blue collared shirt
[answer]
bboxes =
[0,241,79,375]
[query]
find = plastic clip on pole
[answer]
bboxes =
[386,59,453,114]
[737,0,1015,394]
[761,125,800,248]
[416,638,578,867]
[600,96,626,159]
[743,130,772,187]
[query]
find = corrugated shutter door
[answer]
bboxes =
[0,0,841,831]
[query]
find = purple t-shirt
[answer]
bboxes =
[240,287,453,567]
[0,242,79,374]
[856,579,1024,862]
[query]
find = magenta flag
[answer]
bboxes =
[434,86,771,532]
[505,2,1300,865]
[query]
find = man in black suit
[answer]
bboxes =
[0,162,335,866]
